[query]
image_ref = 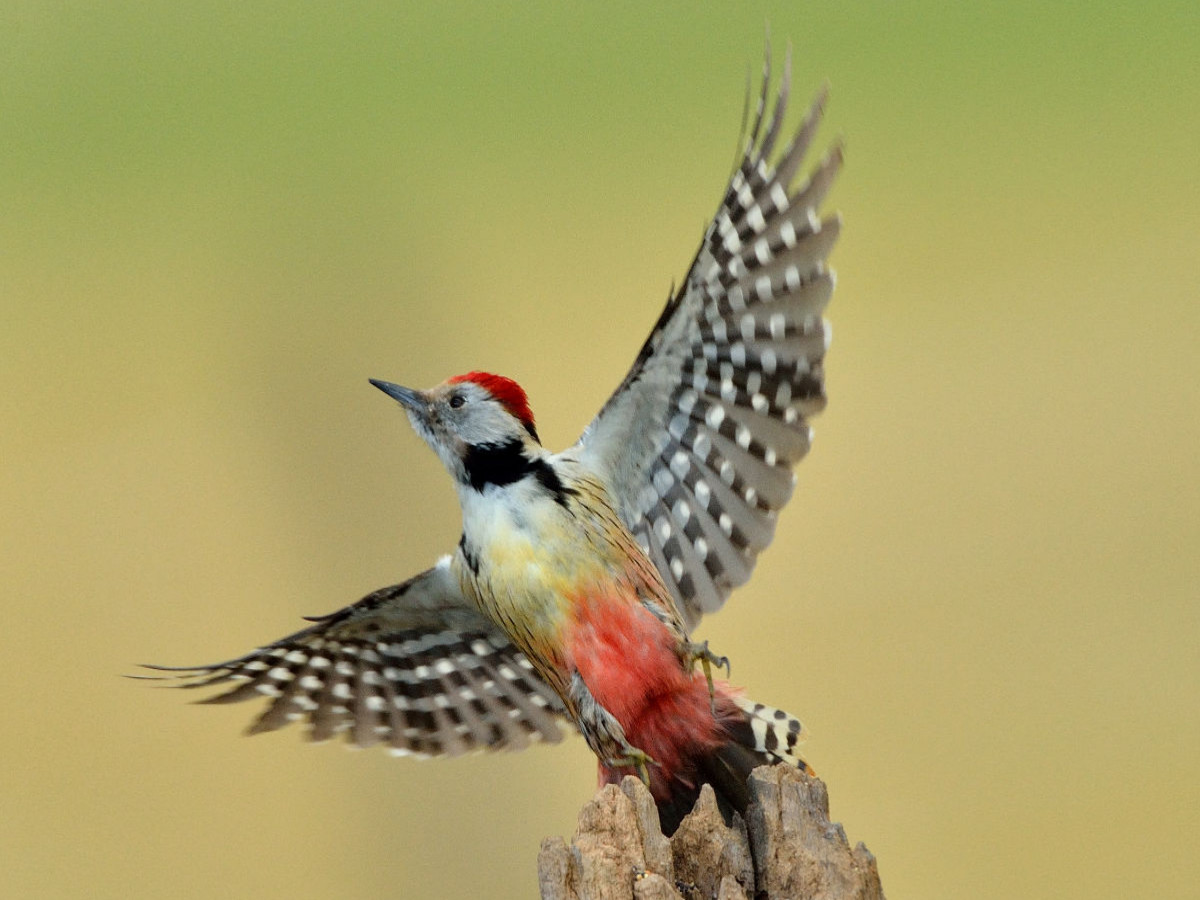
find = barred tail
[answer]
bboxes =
[657,695,813,834]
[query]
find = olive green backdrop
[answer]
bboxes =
[2,3,1196,898]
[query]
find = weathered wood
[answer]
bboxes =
[538,766,885,900]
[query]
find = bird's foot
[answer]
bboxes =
[684,639,730,713]
[606,742,659,787]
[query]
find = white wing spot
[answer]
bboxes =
[739,313,755,342]
[694,538,709,560]
[785,265,801,291]
[705,404,726,429]
[653,467,674,495]
[332,683,352,701]
[255,683,281,697]
[736,425,752,449]
[670,558,685,579]
[780,220,797,249]
[755,275,773,300]
[761,349,778,375]
[751,392,768,413]
[769,312,786,340]
[657,518,673,541]
[299,675,323,691]
[719,513,734,536]
[671,451,690,477]
[745,486,758,505]
[694,479,712,509]
[672,499,692,523]
[747,204,766,233]
[770,182,790,212]
[366,695,386,712]
[268,667,293,682]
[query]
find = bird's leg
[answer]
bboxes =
[569,671,658,787]
[683,639,731,713]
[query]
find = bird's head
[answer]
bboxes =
[370,371,542,489]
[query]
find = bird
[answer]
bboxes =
[142,47,841,835]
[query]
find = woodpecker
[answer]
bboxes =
[145,48,841,834]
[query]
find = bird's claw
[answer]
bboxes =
[607,744,659,787]
[685,639,730,713]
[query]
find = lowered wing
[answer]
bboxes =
[141,558,565,757]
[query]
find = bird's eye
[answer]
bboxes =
[449,394,465,409]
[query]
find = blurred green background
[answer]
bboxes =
[2,3,1197,898]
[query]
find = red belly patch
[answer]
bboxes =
[565,590,729,795]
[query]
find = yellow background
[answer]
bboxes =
[2,3,1196,898]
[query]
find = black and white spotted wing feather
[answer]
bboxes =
[142,558,565,757]
[577,49,841,630]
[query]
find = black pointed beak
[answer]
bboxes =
[369,379,425,414]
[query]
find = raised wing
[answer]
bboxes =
[141,558,565,757]
[576,49,841,630]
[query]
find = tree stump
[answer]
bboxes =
[538,766,884,900]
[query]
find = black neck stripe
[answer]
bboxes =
[462,439,575,507]
[463,439,537,492]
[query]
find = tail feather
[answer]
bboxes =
[655,694,813,835]
[725,696,813,772]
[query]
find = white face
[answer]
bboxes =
[400,379,531,482]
